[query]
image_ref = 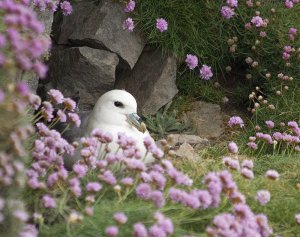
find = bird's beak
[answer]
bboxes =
[126,113,147,133]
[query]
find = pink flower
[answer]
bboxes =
[185,54,198,70]
[228,116,244,128]
[42,195,56,208]
[256,190,271,206]
[251,16,264,27]
[136,183,151,199]
[121,177,134,186]
[265,120,274,129]
[68,113,81,127]
[265,170,279,180]
[156,18,168,32]
[113,212,128,224]
[106,226,119,237]
[242,160,254,170]
[228,141,238,154]
[73,164,88,178]
[241,168,254,179]
[260,31,267,37]
[122,17,135,32]
[285,0,294,8]
[57,109,67,122]
[60,1,73,16]
[124,0,135,13]
[133,223,148,237]
[296,213,300,225]
[220,6,235,19]
[199,64,213,80]
[48,89,64,104]
[226,0,238,8]
[86,182,102,192]
[64,98,76,111]
[247,141,258,150]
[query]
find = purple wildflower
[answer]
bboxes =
[199,64,213,80]
[256,190,271,206]
[251,16,264,27]
[48,89,64,104]
[136,183,152,199]
[73,164,88,178]
[133,223,148,237]
[42,195,56,208]
[60,1,73,16]
[185,54,198,70]
[113,212,128,224]
[228,141,238,154]
[265,120,275,129]
[242,160,254,170]
[296,213,300,224]
[86,182,102,192]
[124,0,135,13]
[220,6,235,19]
[265,170,280,180]
[228,116,244,128]
[241,168,254,179]
[106,226,119,237]
[123,17,135,32]
[156,18,168,32]
[150,190,165,208]
[226,0,238,8]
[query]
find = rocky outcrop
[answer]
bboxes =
[54,0,145,69]
[24,9,54,92]
[38,0,178,115]
[115,48,178,115]
[39,46,119,111]
[186,101,225,139]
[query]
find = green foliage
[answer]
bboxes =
[143,109,193,139]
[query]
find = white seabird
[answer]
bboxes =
[64,89,154,169]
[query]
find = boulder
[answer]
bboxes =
[170,134,209,146]
[54,0,145,69]
[115,47,178,115]
[186,101,225,139]
[39,46,119,111]
[23,9,54,92]
[176,143,200,160]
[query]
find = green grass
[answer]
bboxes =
[176,146,300,237]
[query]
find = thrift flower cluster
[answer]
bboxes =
[33,0,73,15]
[185,54,213,80]
[0,81,275,236]
[122,0,168,33]
[0,0,51,77]
[220,0,238,19]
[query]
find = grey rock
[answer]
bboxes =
[55,0,145,68]
[115,48,178,115]
[40,46,119,111]
[170,134,209,146]
[23,9,54,93]
[37,10,54,36]
[186,101,225,139]
[176,142,200,160]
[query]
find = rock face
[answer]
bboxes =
[38,0,178,115]
[170,134,209,146]
[40,46,119,111]
[115,48,178,115]
[24,9,54,92]
[186,101,225,139]
[176,143,200,160]
[54,0,145,69]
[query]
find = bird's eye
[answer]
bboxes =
[114,101,124,108]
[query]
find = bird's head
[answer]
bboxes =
[91,90,146,133]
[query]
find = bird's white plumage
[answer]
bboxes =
[85,89,153,163]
